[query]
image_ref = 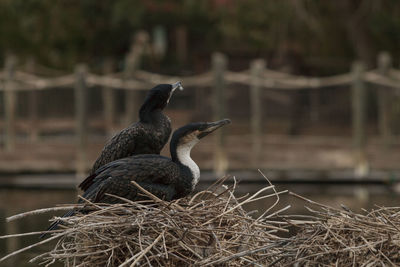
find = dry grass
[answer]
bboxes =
[1,175,400,266]
[3,175,290,266]
[272,192,400,266]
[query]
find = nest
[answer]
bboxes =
[2,176,400,266]
[270,193,400,266]
[17,177,289,266]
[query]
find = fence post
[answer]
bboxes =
[212,52,228,176]
[377,51,392,147]
[124,31,149,125]
[102,59,115,137]
[250,59,265,165]
[175,25,188,64]
[74,64,88,179]
[26,59,39,142]
[351,61,368,177]
[4,55,17,151]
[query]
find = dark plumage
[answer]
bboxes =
[42,119,230,237]
[80,155,181,203]
[83,82,183,188]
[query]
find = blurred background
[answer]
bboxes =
[1,0,400,265]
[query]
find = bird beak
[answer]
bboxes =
[171,81,184,92]
[167,81,183,104]
[198,119,231,139]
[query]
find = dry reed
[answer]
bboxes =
[3,176,289,266]
[267,192,400,266]
[2,175,400,266]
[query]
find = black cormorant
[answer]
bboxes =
[43,119,230,236]
[83,82,183,189]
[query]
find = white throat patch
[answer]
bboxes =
[176,137,200,189]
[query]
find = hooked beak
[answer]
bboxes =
[171,81,184,93]
[167,81,183,103]
[198,119,231,139]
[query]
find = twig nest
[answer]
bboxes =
[274,198,400,266]
[33,181,289,266]
[5,178,399,266]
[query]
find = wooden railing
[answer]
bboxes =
[1,52,399,176]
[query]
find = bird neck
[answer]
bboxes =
[139,107,164,123]
[171,139,200,190]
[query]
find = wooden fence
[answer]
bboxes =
[0,51,400,176]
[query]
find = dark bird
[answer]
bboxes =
[83,82,183,188]
[42,119,230,237]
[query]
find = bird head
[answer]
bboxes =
[171,119,231,153]
[139,82,183,121]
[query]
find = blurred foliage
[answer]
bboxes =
[0,0,399,73]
